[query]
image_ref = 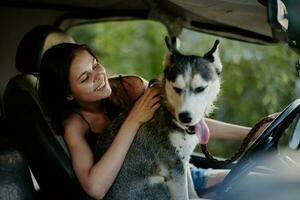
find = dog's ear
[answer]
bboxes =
[203,40,222,75]
[164,36,181,70]
[164,36,176,72]
[203,40,220,62]
[165,36,180,54]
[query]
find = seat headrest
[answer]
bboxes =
[16,25,74,73]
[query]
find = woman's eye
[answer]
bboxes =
[80,75,89,83]
[173,87,182,94]
[194,86,207,93]
[93,63,100,70]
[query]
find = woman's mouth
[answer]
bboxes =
[94,74,106,91]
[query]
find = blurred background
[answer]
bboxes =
[68,20,299,158]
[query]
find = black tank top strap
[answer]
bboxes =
[72,110,92,131]
[101,98,122,121]
[72,110,98,155]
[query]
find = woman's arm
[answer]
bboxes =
[64,87,160,199]
[204,118,251,140]
[205,112,279,141]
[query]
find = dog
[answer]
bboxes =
[95,36,222,200]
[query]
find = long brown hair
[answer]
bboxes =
[38,43,97,132]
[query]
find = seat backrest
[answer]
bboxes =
[3,25,87,200]
[0,129,36,200]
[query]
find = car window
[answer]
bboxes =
[278,113,300,146]
[67,21,299,158]
[67,20,168,80]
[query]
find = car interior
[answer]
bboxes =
[0,0,300,199]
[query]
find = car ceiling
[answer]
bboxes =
[1,0,283,45]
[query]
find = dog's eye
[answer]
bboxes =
[194,86,207,93]
[173,87,182,94]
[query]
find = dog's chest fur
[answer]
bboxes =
[169,130,198,164]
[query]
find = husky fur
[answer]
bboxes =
[94,37,222,200]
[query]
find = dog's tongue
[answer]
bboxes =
[195,120,210,144]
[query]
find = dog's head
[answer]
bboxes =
[163,36,222,126]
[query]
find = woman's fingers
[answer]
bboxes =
[143,87,160,101]
[151,102,160,111]
[128,87,161,124]
[268,112,281,119]
[149,96,161,107]
[137,87,160,108]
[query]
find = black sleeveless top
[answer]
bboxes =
[73,75,143,155]
[73,98,122,155]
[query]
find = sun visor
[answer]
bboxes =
[268,0,300,54]
[285,0,300,54]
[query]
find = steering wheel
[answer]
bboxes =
[217,98,300,197]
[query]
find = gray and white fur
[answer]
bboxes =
[95,36,222,200]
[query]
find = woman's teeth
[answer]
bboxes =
[95,75,106,91]
[96,81,105,91]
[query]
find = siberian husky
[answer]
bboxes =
[95,36,222,200]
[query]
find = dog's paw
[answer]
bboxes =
[148,175,166,185]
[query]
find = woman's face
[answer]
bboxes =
[68,49,111,104]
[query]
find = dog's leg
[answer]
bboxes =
[148,176,165,185]
[166,168,189,200]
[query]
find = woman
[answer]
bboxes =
[38,43,256,199]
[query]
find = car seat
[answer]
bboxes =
[0,129,36,200]
[3,25,87,200]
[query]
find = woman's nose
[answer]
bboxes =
[93,72,100,82]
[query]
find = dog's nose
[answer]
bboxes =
[179,112,192,123]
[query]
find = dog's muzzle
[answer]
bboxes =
[172,118,196,135]
[186,126,196,135]
[178,112,192,124]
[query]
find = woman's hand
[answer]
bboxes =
[254,112,281,139]
[127,87,161,125]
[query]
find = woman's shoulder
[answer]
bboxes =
[63,113,90,138]
[109,74,148,91]
[108,74,148,107]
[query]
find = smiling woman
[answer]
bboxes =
[37,40,161,199]
[67,48,112,103]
